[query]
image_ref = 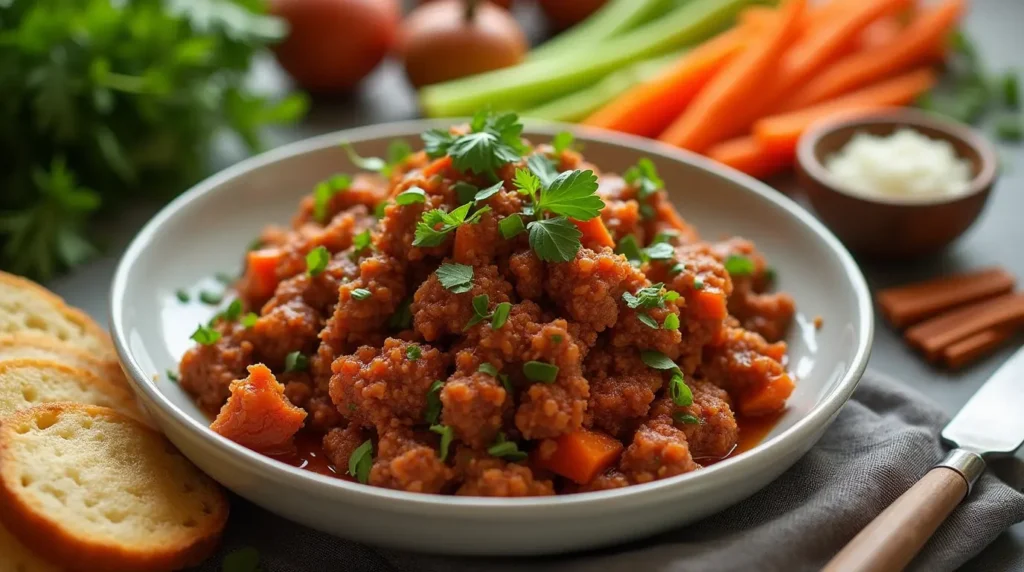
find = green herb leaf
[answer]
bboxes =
[669,372,693,407]
[526,153,559,188]
[436,262,474,293]
[670,262,685,276]
[352,229,372,255]
[166,369,180,383]
[406,345,421,361]
[215,272,235,285]
[478,363,499,376]
[552,131,575,154]
[375,201,389,219]
[622,283,667,310]
[190,324,221,346]
[662,313,680,330]
[430,424,454,462]
[637,314,658,329]
[513,168,542,202]
[528,217,582,262]
[1003,72,1020,109]
[413,203,490,247]
[624,158,663,218]
[313,174,352,223]
[422,129,455,158]
[724,254,755,276]
[240,312,259,328]
[199,290,223,305]
[388,297,413,330]
[673,413,701,425]
[693,276,705,290]
[535,169,602,220]
[395,187,427,206]
[499,214,526,239]
[644,242,675,261]
[616,235,645,266]
[175,289,190,303]
[425,380,444,424]
[223,299,243,322]
[523,360,559,383]
[641,350,677,371]
[650,230,679,245]
[284,351,308,373]
[474,181,504,203]
[444,111,525,175]
[348,440,373,484]
[491,302,511,329]
[453,182,479,205]
[306,245,330,276]
[351,288,372,300]
[387,140,413,167]
[342,142,387,173]
[487,433,528,462]
[465,294,491,330]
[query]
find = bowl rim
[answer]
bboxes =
[110,119,874,513]
[796,108,999,207]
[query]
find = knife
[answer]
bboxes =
[825,346,1024,572]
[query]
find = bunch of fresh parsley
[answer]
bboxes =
[0,0,307,280]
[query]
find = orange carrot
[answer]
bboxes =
[654,201,691,235]
[707,136,794,179]
[581,28,746,137]
[421,155,452,178]
[571,217,615,250]
[857,15,904,51]
[693,289,728,322]
[740,373,795,416]
[245,248,283,301]
[753,67,937,153]
[787,0,963,108]
[536,429,624,484]
[657,0,806,153]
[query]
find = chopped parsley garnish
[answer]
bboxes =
[724,254,755,276]
[673,413,702,425]
[552,131,575,154]
[641,350,692,407]
[474,181,504,203]
[637,314,659,329]
[528,217,583,262]
[478,363,513,395]
[198,290,222,305]
[388,140,413,168]
[616,235,645,266]
[284,351,308,373]
[374,200,389,219]
[663,313,680,330]
[499,214,526,239]
[764,266,777,284]
[650,230,680,245]
[395,187,427,206]
[406,345,421,361]
[670,262,685,276]
[491,302,511,329]
[644,242,675,261]
[413,202,491,247]
[453,182,479,204]
[488,433,528,462]
[464,294,493,330]
[240,312,259,328]
[425,380,444,424]
[478,363,499,376]
[305,246,330,277]
[430,424,454,462]
[526,153,558,188]
[190,324,221,346]
[222,299,243,322]
[175,289,190,303]
[693,277,705,290]
[624,158,664,219]
[513,168,542,203]
[166,369,179,383]
[348,440,373,484]
[523,360,559,383]
[351,288,372,300]
[436,262,474,293]
[389,297,413,330]
[533,170,602,220]
[351,230,372,259]
[641,350,676,371]
[312,173,352,223]
[421,110,526,176]
[344,139,414,177]
[622,283,669,310]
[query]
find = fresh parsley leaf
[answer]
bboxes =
[491,302,511,329]
[478,363,499,376]
[453,182,479,204]
[673,413,701,425]
[436,262,474,293]
[348,440,373,484]
[223,299,243,322]
[375,200,390,219]
[664,290,680,302]
[616,235,645,265]
[166,369,180,383]
[306,245,330,276]
[513,168,542,203]
[622,284,667,310]
[499,214,526,239]
[284,351,308,373]
[669,372,693,407]
[523,360,559,383]
[662,313,680,330]
[175,289,190,303]
[342,142,386,173]
[199,290,222,305]
[388,297,413,330]
[352,230,372,256]
[552,131,575,154]
[624,158,663,219]
[240,312,259,328]
[190,324,221,346]
[650,230,679,245]
[413,203,491,247]
[313,174,352,223]
[641,350,677,371]
[351,288,372,300]
[487,432,528,462]
[474,181,504,203]
[430,424,454,462]
[395,187,427,206]
[528,217,582,262]
[670,262,685,276]
[724,254,755,276]
[534,169,602,220]
[425,380,444,424]
[422,129,455,158]
[693,276,705,290]
[445,111,525,175]
[465,294,491,330]
[406,345,421,361]
[637,314,659,329]
[644,242,675,261]
[387,140,413,167]
[526,153,558,188]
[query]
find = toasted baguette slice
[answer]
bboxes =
[0,332,127,389]
[0,359,139,421]
[0,404,229,572]
[0,522,61,572]
[0,272,114,360]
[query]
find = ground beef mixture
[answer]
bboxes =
[184,119,797,496]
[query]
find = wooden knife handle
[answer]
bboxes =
[823,449,985,572]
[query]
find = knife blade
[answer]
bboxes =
[942,344,1024,457]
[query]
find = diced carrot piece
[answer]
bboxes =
[535,429,624,484]
[245,248,283,301]
[655,201,690,234]
[210,363,308,453]
[571,217,615,250]
[694,289,728,321]
[740,373,796,416]
[422,155,453,178]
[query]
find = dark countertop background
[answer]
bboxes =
[47,0,1024,565]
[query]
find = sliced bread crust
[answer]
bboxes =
[0,332,127,390]
[0,359,139,421]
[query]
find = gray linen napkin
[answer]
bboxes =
[195,371,1024,572]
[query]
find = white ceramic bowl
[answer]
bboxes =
[110,121,873,556]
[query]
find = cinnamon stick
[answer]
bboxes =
[942,327,1018,370]
[878,268,1016,329]
[904,293,1024,361]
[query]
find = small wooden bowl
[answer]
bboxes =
[796,109,998,259]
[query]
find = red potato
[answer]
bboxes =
[270,0,401,93]
[400,0,527,88]
[538,0,607,30]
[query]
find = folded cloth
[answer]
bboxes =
[194,371,1024,572]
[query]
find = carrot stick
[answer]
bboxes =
[571,217,615,250]
[535,429,624,484]
[877,267,1016,329]
[752,67,937,153]
[857,15,904,51]
[787,0,964,109]
[657,0,806,152]
[706,135,794,179]
[581,28,746,137]
[905,293,1024,361]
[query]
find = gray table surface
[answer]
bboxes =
[47,0,1024,566]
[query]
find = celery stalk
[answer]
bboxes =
[528,0,674,62]
[522,51,684,122]
[419,0,759,118]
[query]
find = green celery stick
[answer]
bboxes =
[996,114,1023,142]
[528,0,674,62]
[419,0,761,118]
[522,51,684,122]
[1002,71,1019,109]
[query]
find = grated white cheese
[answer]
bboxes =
[824,128,973,200]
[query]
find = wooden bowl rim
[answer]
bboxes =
[796,108,999,207]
